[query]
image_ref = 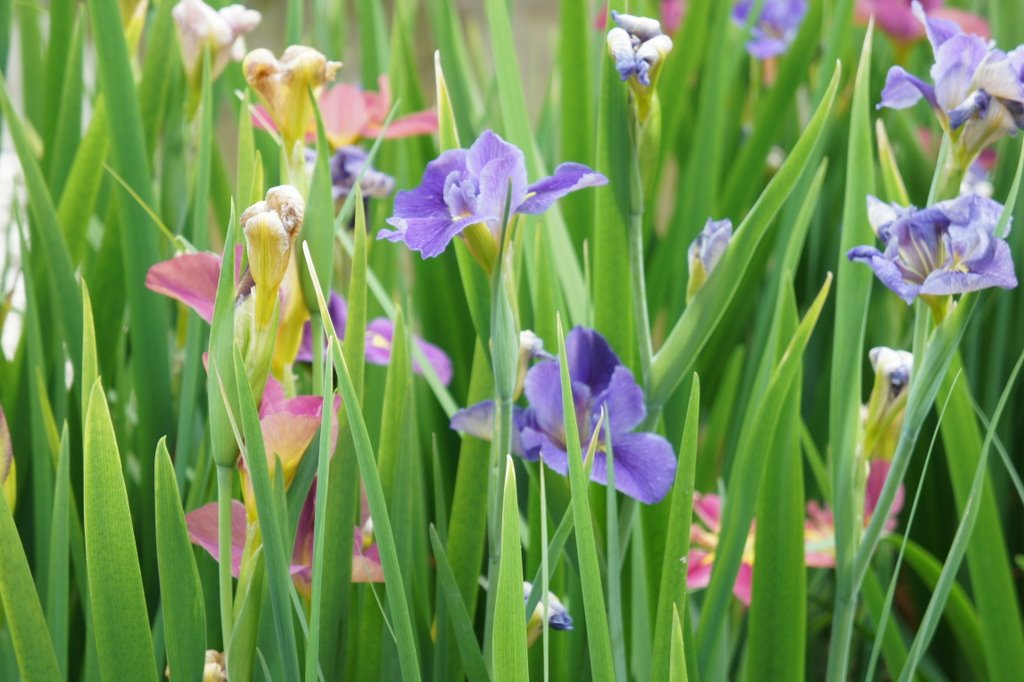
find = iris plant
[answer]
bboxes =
[847,194,1017,308]
[878,2,1024,169]
[379,130,606,271]
[451,326,676,504]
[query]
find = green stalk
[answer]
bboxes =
[311,315,325,395]
[483,393,513,667]
[216,465,235,651]
[628,111,654,386]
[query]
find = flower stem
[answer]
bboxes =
[310,314,325,395]
[216,465,235,651]
[629,113,654,388]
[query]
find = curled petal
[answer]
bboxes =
[518,163,609,215]
[878,66,939,111]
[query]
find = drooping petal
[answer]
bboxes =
[186,500,247,577]
[145,252,223,322]
[260,395,324,484]
[450,400,497,441]
[878,66,939,111]
[517,163,608,215]
[918,245,1018,295]
[931,34,988,112]
[318,82,370,147]
[591,431,677,504]
[848,246,922,304]
[368,109,439,139]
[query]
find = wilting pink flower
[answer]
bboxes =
[254,75,437,149]
[686,492,755,606]
[855,0,989,44]
[804,459,906,568]
[185,482,383,592]
[145,250,452,383]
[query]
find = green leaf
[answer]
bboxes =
[0,475,61,681]
[648,61,841,409]
[651,376,701,682]
[46,427,71,677]
[669,607,688,682]
[155,439,206,682]
[84,380,158,681]
[825,23,877,679]
[696,274,832,668]
[228,349,301,680]
[900,346,1024,680]
[492,457,529,680]
[556,316,614,681]
[747,283,806,681]
[430,526,489,682]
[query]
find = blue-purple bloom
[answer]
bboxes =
[847,194,1017,304]
[451,327,677,504]
[878,2,1024,163]
[606,12,674,87]
[733,0,808,60]
[306,147,395,202]
[379,130,606,260]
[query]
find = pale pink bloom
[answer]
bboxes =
[686,492,755,606]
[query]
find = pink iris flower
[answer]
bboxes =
[687,492,755,606]
[855,0,989,44]
[144,250,452,384]
[254,74,437,149]
[805,459,906,568]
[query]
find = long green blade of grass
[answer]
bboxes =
[493,457,529,680]
[83,380,158,681]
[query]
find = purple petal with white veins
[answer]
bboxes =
[931,34,988,111]
[848,246,922,304]
[914,0,963,54]
[878,66,939,111]
[466,130,528,228]
[382,149,470,254]
[920,243,1018,295]
[517,163,608,215]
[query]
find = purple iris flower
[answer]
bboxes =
[878,2,1024,161]
[606,12,674,86]
[305,147,395,202]
[378,130,607,259]
[689,218,733,276]
[296,290,454,386]
[847,194,1017,304]
[733,0,809,60]
[450,327,677,504]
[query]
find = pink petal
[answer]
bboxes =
[186,500,247,577]
[693,492,722,531]
[251,104,279,133]
[734,562,754,607]
[365,75,393,123]
[366,110,439,139]
[319,82,369,147]
[686,549,713,590]
[145,252,222,323]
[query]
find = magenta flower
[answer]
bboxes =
[452,327,676,504]
[379,130,606,259]
[855,0,989,44]
[804,460,906,568]
[686,493,755,606]
[145,250,452,383]
[185,483,383,592]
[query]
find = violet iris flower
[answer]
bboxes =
[732,0,808,60]
[379,130,606,259]
[451,327,676,504]
[847,194,1017,304]
[294,291,453,386]
[878,2,1024,162]
[306,147,395,202]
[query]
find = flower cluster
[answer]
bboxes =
[451,326,677,504]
